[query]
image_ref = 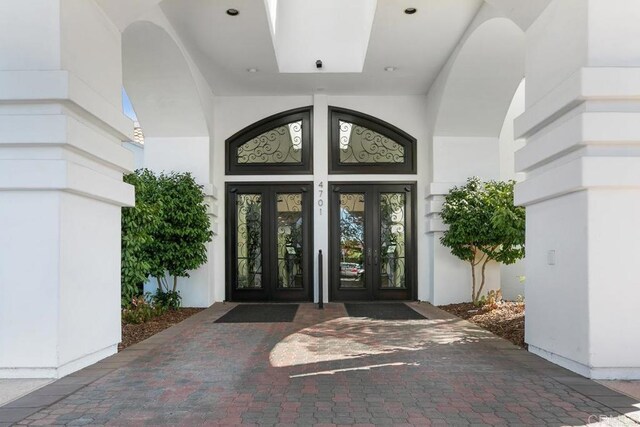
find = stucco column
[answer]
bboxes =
[516,0,640,379]
[0,0,134,378]
[313,94,329,303]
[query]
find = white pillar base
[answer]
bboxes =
[0,345,117,380]
[529,345,640,380]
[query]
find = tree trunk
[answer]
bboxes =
[173,276,178,292]
[475,256,491,302]
[470,260,477,304]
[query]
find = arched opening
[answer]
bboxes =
[428,17,526,305]
[433,18,525,182]
[121,21,214,307]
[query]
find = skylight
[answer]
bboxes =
[264,0,378,73]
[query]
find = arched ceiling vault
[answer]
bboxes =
[434,18,525,138]
[122,21,209,138]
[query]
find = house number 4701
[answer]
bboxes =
[318,181,324,215]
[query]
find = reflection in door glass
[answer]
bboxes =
[380,193,406,288]
[339,194,366,289]
[236,194,262,289]
[277,193,303,288]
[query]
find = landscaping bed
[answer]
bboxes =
[119,308,203,351]
[439,301,526,348]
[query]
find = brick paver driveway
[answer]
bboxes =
[3,303,639,426]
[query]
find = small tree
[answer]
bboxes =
[440,177,525,304]
[121,170,161,307]
[149,172,213,295]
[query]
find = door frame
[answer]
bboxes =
[328,181,417,301]
[225,182,314,302]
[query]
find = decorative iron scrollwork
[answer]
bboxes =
[237,121,303,164]
[329,107,416,174]
[379,193,406,289]
[226,107,313,174]
[236,194,262,289]
[338,121,404,164]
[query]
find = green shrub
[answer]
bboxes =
[121,170,212,309]
[149,172,212,300]
[153,289,182,311]
[121,170,161,307]
[440,177,525,304]
[121,295,165,324]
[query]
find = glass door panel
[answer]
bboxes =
[339,194,366,290]
[379,193,406,289]
[236,194,263,289]
[276,193,303,289]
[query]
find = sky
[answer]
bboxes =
[121,88,138,121]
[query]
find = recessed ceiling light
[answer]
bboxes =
[404,7,417,14]
[226,8,239,16]
[384,66,397,72]
[247,68,258,73]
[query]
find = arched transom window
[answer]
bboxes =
[329,107,416,174]
[226,107,313,175]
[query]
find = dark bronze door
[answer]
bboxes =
[329,183,416,301]
[226,183,313,301]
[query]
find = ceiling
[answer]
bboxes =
[158,0,484,96]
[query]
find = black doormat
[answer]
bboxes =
[215,304,299,323]
[345,303,427,320]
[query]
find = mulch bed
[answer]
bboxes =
[439,302,526,348]
[119,308,203,351]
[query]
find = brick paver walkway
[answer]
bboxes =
[2,303,639,426]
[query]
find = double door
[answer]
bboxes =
[226,183,313,301]
[330,183,416,301]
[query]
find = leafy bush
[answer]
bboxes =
[153,289,182,311]
[121,295,165,324]
[121,169,212,309]
[440,177,525,304]
[121,170,160,307]
[149,172,213,298]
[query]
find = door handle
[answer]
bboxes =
[366,248,372,266]
[374,249,379,265]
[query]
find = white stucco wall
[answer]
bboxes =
[58,192,122,370]
[433,136,500,183]
[524,191,590,368]
[429,136,502,305]
[144,137,210,183]
[122,141,144,169]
